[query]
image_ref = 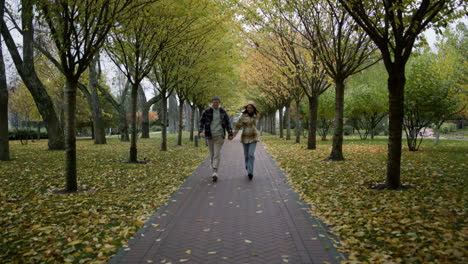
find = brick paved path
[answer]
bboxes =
[110,138,345,264]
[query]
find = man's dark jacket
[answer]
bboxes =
[199,107,233,139]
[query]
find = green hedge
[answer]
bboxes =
[343,125,353,136]
[150,125,162,132]
[9,129,48,140]
[441,123,457,134]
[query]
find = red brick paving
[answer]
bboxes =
[110,138,345,264]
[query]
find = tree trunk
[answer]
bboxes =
[295,100,301,143]
[139,86,150,138]
[161,94,168,151]
[64,79,78,192]
[177,99,184,146]
[90,122,95,139]
[386,67,405,189]
[118,109,129,142]
[37,122,41,140]
[307,96,319,150]
[168,94,178,134]
[327,79,345,161]
[190,105,196,141]
[320,120,328,141]
[272,112,277,135]
[1,0,64,150]
[285,104,291,139]
[89,57,106,144]
[185,104,191,132]
[141,104,150,138]
[434,124,441,146]
[0,17,9,161]
[279,107,284,138]
[129,83,139,162]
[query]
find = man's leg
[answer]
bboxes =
[207,138,215,170]
[212,136,225,173]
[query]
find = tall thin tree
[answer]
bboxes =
[288,0,378,160]
[37,0,136,192]
[0,0,9,161]
[1,0,64,150]
[338,0,465,189]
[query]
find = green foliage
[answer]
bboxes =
[0,135,207,263]
[435,22,468,121]
[346,63,388,118]
[263,135,467,263]
[404,48,461,150]
[344,63,388,139]
[343,125,353,136]
[8,129,48,140]
[440,123,457,134]
[150,125,162,132]
[317,89,335,121]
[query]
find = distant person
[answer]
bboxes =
[199,96,233,182]
[233,101,260,180]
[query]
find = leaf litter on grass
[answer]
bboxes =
[262,135,467,263]
[0,136,207,263]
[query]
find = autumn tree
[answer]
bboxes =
[105,1,182,162]
[317,88,335,141]
[1,0,64,150]
[97,72,131,141]
[36,0,136,192]
[0,0,8,161]
[148,0,227,151]
[284,0,378,160]
[346,62,388,140]
[8,82,41,135]
[432,23,467,144]
[403,49,462,151]
[338,0,465,189]
[240,44,289,136]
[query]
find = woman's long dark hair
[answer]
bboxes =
[242,104,259,116]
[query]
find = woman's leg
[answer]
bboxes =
[247,142,257,175]
[243,143,249,171]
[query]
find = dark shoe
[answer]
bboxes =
[248,173,253,180]
[212,172,218,182]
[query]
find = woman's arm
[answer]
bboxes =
[233,117,243,138]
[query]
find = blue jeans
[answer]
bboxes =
[243,142,257,175]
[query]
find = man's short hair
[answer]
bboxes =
[212,96,221,102]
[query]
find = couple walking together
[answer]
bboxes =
[199,96,259,182]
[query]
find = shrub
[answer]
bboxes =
[343,125,353,136]
[150,125,162,132]
[9,129,48,140]
[441,123,457,133]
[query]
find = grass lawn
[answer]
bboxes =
[262,135,467,263]
[0,134,207,263]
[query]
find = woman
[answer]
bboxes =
[233,102,260,180]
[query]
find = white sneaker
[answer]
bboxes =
[212,172,218,182]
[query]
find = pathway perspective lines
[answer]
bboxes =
[110,138,345,264]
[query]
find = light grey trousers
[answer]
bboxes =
[207,136,224,172]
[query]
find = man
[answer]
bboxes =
[199,96,233,182]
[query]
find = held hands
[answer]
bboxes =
[199,132,233,140]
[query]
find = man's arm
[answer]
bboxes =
[199,110,206,135]
[224,111,233,137]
